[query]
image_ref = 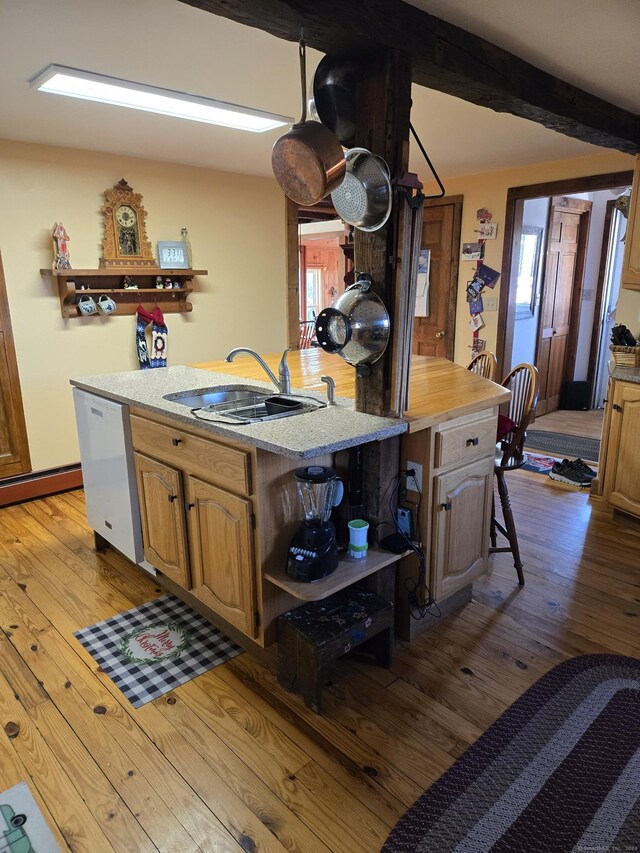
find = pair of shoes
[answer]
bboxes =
[548,459,593,487]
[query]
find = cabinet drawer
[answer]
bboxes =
[130,415,251,496]
[434,414,497,469]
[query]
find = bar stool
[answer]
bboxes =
[489,363,539,585]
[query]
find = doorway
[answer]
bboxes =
[498,170,633,415]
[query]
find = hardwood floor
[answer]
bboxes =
[0,476,638,851]
[532,408,604,440]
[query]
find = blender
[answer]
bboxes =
[286,466,344,582]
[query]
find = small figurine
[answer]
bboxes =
[164,278,173,289]
[180,226,193,268]
[122,275,137,290]
[155,276,164,289]
[52,222,72,269]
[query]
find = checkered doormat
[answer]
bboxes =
[74,595,243,707]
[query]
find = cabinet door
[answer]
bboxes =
[604,382,640,517]
[186,476,257,638]
[621,155,640,290]
[432,457,493,599]
[134,452,190,588]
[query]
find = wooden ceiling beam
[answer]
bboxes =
[178,0,640,154]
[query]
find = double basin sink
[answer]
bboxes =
[163,385,324,424]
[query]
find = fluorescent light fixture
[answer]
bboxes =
[31,64,292,132]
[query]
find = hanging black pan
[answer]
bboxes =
[310,55,358,148]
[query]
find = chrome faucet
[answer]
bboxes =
[321,375,336,405]
[225,347,291,395]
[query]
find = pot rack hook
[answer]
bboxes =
[409,121,446,199]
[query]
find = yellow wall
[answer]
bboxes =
[420,149,636,365]
[0,140,287,471]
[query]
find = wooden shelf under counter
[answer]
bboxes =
[265,547,407,601]
[41,267,208,318]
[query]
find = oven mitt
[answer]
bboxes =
[136,304,153,370]
[151,305,168,368]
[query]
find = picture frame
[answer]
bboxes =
[157,240,189,270]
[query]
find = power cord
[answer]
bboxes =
[375,470,441,621]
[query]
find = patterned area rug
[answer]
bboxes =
[74,594,243,707]
[524,430,600,462]
[383,655,640,853]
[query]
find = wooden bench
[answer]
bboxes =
[277,586,394,713]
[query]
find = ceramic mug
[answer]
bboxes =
[97,294,117,314]
[77,295,97,316]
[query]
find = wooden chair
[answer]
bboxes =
[467,350,498,381]
[299,320,316,349]
[489,362,539,585]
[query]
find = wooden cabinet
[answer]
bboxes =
[621,155,640,290]
[186,476,257,637]
[431,458,493,599]
[134,452,190,588]
[41,267,207,318]
[603,379,640,517]
[131,415,259,639]
[398,407,497,638]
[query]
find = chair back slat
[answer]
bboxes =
[497,363,539,469]
[467,351,497,381]
[299,320,316,349]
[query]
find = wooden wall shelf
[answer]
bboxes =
[41,268,208,318]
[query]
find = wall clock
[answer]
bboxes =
[99,179,156,268]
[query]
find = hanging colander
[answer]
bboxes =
[330,147,392,232]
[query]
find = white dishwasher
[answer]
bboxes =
[73,387,156,575]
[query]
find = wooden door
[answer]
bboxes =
[0,253,30,476]
[431,457,492,599]
[186,475,257,638]
[604,382,640,517]
[412,196,462,360]
[536,198,591,415]
[134,452,190,588]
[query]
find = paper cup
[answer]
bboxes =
[348,518,369,559]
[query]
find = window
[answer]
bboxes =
[515,225,543,320]
[305,267,322,320]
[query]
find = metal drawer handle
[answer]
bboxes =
[172,437,182,446]
[168,494,177,503]
[441,501,452,511]
[467,437,479,447]
[185,502,195,511]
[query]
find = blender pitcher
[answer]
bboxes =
[286,466,344,581]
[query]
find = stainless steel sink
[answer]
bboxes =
[163,385,323,423]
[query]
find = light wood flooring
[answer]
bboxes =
[0,475,638,852]
[532,408,604,440]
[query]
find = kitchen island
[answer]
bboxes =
[72,350,509,646]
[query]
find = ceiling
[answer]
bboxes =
[1,0,638,181]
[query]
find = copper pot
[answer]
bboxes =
[272,43,346,207]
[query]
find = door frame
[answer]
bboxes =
[496,170,633,380]
[587,199,616,395]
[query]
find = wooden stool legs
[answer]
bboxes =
[489,469,525,586]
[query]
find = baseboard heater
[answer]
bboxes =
[0,463,83,507]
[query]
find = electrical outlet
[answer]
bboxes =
[484,296,498,312]
[406,460,423,492]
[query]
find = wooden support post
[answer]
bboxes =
[353,50,412,417]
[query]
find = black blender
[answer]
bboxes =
[286,466,344,582]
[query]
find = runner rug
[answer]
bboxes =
[524,430,600,462]
[382,655,640,853]
[74,594,243,707]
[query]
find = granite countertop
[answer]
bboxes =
[610,365,640,384]
[70,366,407,459]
